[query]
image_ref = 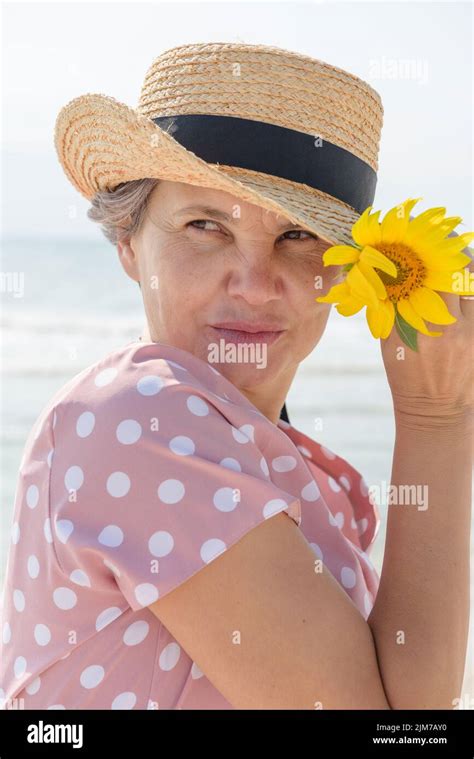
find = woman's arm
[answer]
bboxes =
[368,408,472,709]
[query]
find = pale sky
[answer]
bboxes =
[1,0,472,240]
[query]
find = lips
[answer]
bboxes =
[211,320,288,333]
[208,326,285,345]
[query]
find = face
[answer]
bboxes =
[117,180,341,424]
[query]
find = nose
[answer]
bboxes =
[226,255,283,304]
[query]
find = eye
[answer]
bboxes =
[186,219,318,242]
[280,229,318,242]
[186,219,223,233]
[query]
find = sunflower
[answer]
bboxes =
[315,198,474,347]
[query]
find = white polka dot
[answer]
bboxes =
[53,587,77,610]
[70,569,91,587]
[232,424,254,443]
[301,480,321,501]
[14,656,27,678]
[262,499,288,518]
[137,375,164,396]
[103,559,121,577]
[329,511,345,529]
[279,419,291,429]
[310,543,324,561]
[356,518,369,536]
[157,479,185,504]
[95,607,122,632]
[360,478,369,496]
[26,485,39,509]
[116,419,142,445]
[271,455,297,472]
[44,518,53,544]
[112,691,137,709]
[339,475,351,491]
[364,591,373,616]
[320,446,336,460]
[64,466,84,492]
[94,367,118,387]
[200,538,226,563]
[191,661,204,679]
[220,457,242,472]
[3,622,11,644]
[328,476,341,492]
[123,621,150,646]
[98,525,124,547]
[27,555,40,579]
[159,642,181,671]
[296,445,312,458]
[260,457,269,476]
[47,449,54,468]
[134,583,159,606]
[26,676,41,695]
[55,519,74,544]
[148,531,174,557]
[169,436,195,456]
[341,566,357,589]
[213,487,239,512]
[11,522,20,544]
[106,471,131,498]
[34,624,51,646]
[80,665,105,689]
[13,589,25,612]
[76,411,95,438]
[186,395,209,416]
[47,704,66,709]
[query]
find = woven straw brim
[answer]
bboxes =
[54,92,363,247]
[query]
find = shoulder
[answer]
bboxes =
[52,340,234,430]
[49,341,274,462]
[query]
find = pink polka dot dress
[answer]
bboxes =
[0,339,381,710]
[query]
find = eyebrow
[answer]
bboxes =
[173,205,297,230]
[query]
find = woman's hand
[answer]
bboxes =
[380,261,473,426]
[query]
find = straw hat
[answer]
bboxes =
[54,41,384,247]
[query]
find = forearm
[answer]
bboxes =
[368,409,473,709]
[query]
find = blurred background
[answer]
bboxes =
[1,0,472,703]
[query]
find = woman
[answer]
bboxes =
[0,42,471,710]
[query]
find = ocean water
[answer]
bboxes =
[1,237,472,703]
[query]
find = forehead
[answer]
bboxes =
[150,180,294,227]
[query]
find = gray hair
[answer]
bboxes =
[87,177,160,246]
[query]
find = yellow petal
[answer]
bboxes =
[424,269,473,295]
[431,232,474,255]
[380,299,396,339]
[345,263,379,308]
[409,215,462,248]
[366,303,386,338]
[380,199,422,243]
[315,282,351,303]
[358,259,387,299]
[408,287,457,325]
[336,299,366,316]
[322,245,361,265]
[352,206,382,247]
[397,299,443,337]
[360,245,398,278]
[417,250,472,272]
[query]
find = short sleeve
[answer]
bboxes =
[50,381,301,612]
